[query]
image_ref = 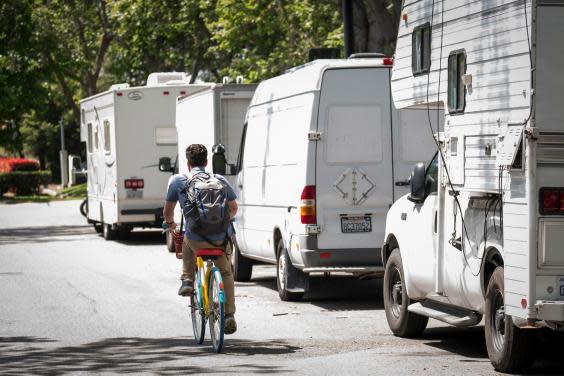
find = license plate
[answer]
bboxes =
[341,215,372,233]
[126,190,143,199]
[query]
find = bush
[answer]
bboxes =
[0,171,51,196]
[0,157,40,173]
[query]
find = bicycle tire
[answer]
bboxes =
[208,268,225,353]
[190,274,206,344]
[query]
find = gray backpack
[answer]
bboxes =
[182,171,230,238]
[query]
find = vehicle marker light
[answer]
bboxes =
[521,298,527,309]
[180,90,187,95]
[300,185,316,224]
[163,91,170,95]
[320,252,331,259]
[116,92,123,96]
[383,57,394,66]
[125,179,144,189]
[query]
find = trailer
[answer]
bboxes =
[80,73,208,240]
[382,1,564,372]
[160,84,256,252]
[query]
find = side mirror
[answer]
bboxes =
[158,157,173,172]
[212,143,227,175]
[408,162,426,203]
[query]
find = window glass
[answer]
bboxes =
[448,50,466,114]
[94,125,99,151]
[103,120,111,154]
[412,23,431,76]
[426,153,439,194]
[87,123,93,153]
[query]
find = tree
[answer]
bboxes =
[352,0,402,56]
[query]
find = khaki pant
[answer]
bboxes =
[181,236,236,315]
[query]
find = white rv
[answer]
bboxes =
[232,58,441,301]
[160,83,256,252]
[382,1,564,372]
[80,73,208,240]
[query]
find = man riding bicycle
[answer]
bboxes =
[163,144,238,334]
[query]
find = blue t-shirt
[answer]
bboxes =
[165,167,237,242]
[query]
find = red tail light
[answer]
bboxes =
[300,185,316,224]
[125,179,144,189]
[163,91,170,95]
[383,57,394,66]
[180,90,187,95]
[540,188,564,214]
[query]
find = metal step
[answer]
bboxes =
[302,266,384,274]
[408,300,481,327]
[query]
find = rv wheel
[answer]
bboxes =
[232,237,252,282]
[276,240,307,301]
[93,223,103,234]
[485,266,537,372]
[103,224,116,240]
[383,249,428,337]
[117,225,132,240]
[165,230,175,253]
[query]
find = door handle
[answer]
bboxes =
[395,180,410,187]
[238,184,243,188]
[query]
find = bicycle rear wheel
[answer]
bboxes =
[190,275,206,344]
[208,268,225,353]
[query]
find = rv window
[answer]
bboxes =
[412,23,431,76]
[94,125,99,151]
[87,123,93,153]
[448,50,466,114]
[103,120,111,154]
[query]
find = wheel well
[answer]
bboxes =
[382,235,399,267]
[273,228,282,259]
[482,248,504,296]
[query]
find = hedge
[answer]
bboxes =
[0,171,52,196]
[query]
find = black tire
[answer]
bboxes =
[208,269,225,353]
[102,224,116,240]
[80,199,88,218]
[165,230,176,253]
[232,237,252,282]
[190,276,206,345]
[383,249,428,337]
[93,223,103,233]
[276,240,305,301]
[485,266,537,372]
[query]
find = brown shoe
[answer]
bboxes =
[225,314,237,334]
[178,279,193,296]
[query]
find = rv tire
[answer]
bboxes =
[232,237,252,282]
[383,249,428,337]
[485,266,537,372]
[276,240,307,301]
[93,223,103,233]
[103,224,116,241]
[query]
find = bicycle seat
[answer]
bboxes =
[196,248,224,258]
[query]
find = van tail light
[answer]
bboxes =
[300,185,316,224]
[540,188,564,214]
[383,57,394,66]
[125,179,144,189]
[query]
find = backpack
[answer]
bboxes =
[182,171,230,238]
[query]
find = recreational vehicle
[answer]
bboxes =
[382,1,564,372]
[232,58,441,301]
[80,73,208,240]
[159,83,256,252]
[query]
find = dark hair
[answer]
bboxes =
[186,144,207,167]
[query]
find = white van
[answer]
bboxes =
[80,72,208,240]
[159,83,256,251]
[232,58,441,300]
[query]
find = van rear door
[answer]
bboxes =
[315,67,393,250]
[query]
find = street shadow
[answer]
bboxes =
[0,225,94,245]
[0,336,298,375]
[249,272,383,311]
[114,230,165,246]
[419,326,564,374]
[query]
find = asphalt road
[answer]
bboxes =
[1,200,563,375]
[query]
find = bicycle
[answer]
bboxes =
[172,229,226,353]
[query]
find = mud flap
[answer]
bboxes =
[286,261,310,293]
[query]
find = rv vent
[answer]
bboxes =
[146,72,189,87]
[110,83,130,90]
[348,53,386,59]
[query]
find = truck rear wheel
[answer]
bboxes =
[103,224,116,240]
[232,237,252,282]
[276,240,305,301]
[383,249,428,337]
[485,266,537,372]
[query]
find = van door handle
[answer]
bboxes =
[395,180,409,187]
[238,184,243,188]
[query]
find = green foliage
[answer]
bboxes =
[59,183,86,199]
[0,170,51,195]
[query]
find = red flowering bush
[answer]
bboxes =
[0,157,40,172]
